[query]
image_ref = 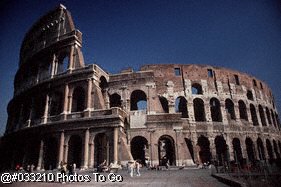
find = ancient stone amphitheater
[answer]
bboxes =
[0,4,280,171]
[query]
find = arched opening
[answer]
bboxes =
[94,133,109,167]
[72,87,85,112]
[273,140,280,159]
[197,135,211,164]
[247,90,254,101]
[232,138,243,164]
[22,100,32,123]
[57,55,69,73]
[245,138,255,162]
[49,92,63,116]
[130,90,147,111]
[250,104,259,126]
[215,136,228,165]
[265,107,272,125]
[175,96,188,118]
[225,99,235,120]
[158,135,176,166]
[185,138,194,163]
[257,138,265,160]
[271,110,277,128]
[32,94,46,120]
[109,93,122,108]
[258,105,266,126]
[193,98,206,121]
[238,100,248,121]
[159,96,169,113]
[43,137,58,170]
[130,136,148,165]
[266,139,274,161]
[210,98,222,122]
[67,135,82,168]
[99,76,108,92]
[25,137,40,168]
[191,83,203,95]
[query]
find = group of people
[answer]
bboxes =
[127,160,141,177]
[59,161,76,175]
[97,160,122,172]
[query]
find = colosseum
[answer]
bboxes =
[0,4,281,171]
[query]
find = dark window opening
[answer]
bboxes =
[99,76,108,92]
[273,140,280,159]
[159,96,169,113]
[234,75,240,85]
[210,98,222,122]
[260,82,263,89]
[238,100,248,121]
[247,90,254,101]
[266,139,274,161]
[130,90,147,111]
[232,138,243,165]
[258,105,266,126]
[94,133,109,167]
[215,136,228,165]
[245,138,255,162]
[271,110,277,128]
[193,98,206,121]
[250,104,259,126]
[174,68,181,76]
[253,79,257,87]
[257,138,265,160]
[67,135,82,168]
[72,87,85,112]
[266,107,272,125]
[131,136,148,166]
[158,135,176,166]
[225,99,235,120]
[50,92,63,116]
[43,137,58,170]
[57,55,69,73]
[175,96,188,118]
[110,93,122,108]
[191,83,203,95]
[207,69,213,77]
[197,136,211,164]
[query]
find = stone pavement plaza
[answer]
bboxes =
[1,169,229,187]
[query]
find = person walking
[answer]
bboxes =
[135,160,141,176]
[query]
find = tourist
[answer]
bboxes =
[135,160,141,176]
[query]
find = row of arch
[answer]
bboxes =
[130,135,281,167]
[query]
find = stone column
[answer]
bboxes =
[50,54,57,78]
[42,94,49,124]
[63,145,68,163]
[57,131,64,168]
[68,45,75,72]
[187,99,195,122]
[233,103,241,123]
[220,102,228,124]
[113,127,118,163]
[83,129,90,169]
[246,106,252,124]
[89,143,94,168]
[37,140,44,170]
[62,84,69,115]
[86,78,92,110]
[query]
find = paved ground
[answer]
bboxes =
[1,169,229,187]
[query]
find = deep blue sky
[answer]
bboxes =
[0,0,281,135]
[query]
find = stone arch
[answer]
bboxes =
[191,83,203,95]
[99,76,108,92]
[266,139,274,161]
[247,90,254,101]
[238,100,248,121]
[265,107,272,125]
[210,98,222,122]
[215,135,227,165]
[110,93,122,108]
[130,136,148,165]
[258,105,266,126]
[175,96,188,118]
[32,94,46,120]
[72,86,86,112]
[271,109,277,128]
[49,91,63,116]
[67,135,82,168]
[245,137,255,162]
[94,133,109,167]
[257,138,265,160]
[225,99,235,120]
[232,138,243,164]
[130,90,147,111]
[158,135,176,166]
[193,98,206,121]
[43,136,58,170]
[197,135,211,164]
[250,104,259,126]
[273,139,280,159]
[159,96,169,113]
[57,54,69,73]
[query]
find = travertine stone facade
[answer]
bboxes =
[0,4,281,171]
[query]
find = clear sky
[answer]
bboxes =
[0,0,281,135]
